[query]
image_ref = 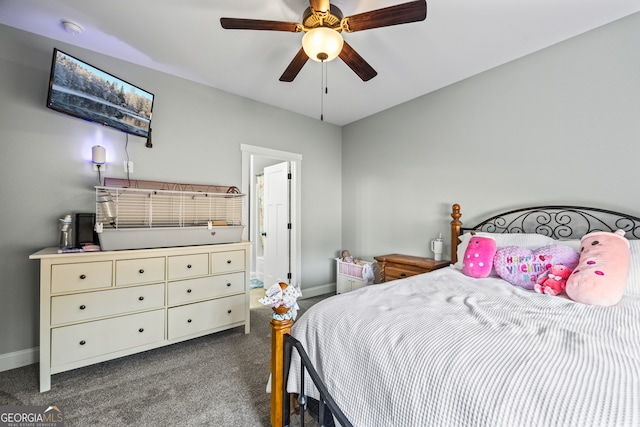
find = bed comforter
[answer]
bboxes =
[288,267,640,426]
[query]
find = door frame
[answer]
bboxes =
[241,144,302,287]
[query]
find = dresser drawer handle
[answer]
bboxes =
[187,319,192,323]
[138,296,144,301]
[139,328,144,333]
[139,269,145,274]
[79,305,86,310]
[79,274,86,280]
[187,288,192,293]
[227,309,232,314]
[226,283,231,287]
[187,264,192,269]
[400,273,406,277]
[227,260,232,264]
[79,340,86,346]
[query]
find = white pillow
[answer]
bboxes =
[453,232,556,270]
[626,240,640,296]
[453,232,474,270]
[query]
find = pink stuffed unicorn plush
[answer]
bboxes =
[534,265,572,296]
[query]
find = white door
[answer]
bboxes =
[263,162,291,286]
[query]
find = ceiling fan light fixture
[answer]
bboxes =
[302,27,343,62]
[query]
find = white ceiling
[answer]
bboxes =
[1,0,639,126]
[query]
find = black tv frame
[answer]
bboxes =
[46,48,154,139]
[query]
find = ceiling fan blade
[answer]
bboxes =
[279,48,310,82]
[220,18,300,32]
[309,0,330,13]
[342,0,427,32]
[339,41,377,82]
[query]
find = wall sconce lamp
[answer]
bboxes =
[92,145,106,172]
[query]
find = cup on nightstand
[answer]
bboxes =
[431,236,444,261]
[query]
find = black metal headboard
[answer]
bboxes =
[462,206,640,240]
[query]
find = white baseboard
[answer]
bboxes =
[300,282,336,299]
[0,347,38,372]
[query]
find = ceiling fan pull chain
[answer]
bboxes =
[320,60,325,121]
[325,60,329,95]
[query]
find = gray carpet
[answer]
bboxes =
[0,293,332,426]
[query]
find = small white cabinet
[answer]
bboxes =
[30,242,249,392]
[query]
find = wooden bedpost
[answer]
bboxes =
[270,317,293,427]
[450,203,462,264]
[269,281,296,427]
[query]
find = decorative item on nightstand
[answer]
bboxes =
[431,233,444,261]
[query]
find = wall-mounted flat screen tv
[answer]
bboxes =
[46,48,154,139]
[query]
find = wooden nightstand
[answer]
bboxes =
[374,254,450,283]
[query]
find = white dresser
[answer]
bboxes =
[30,242,250,392]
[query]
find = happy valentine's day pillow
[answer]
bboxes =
[493,245,580,289]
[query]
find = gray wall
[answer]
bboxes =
[342,12,640,262]
[0,25,342,357]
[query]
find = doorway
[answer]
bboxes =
[241,144,302,290]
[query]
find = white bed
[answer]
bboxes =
[289,266,640,426]
[273,204,640,427]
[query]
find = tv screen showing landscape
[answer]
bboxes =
[46,48,154,139]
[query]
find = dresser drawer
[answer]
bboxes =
[167,294,245,340]
[51,261,113,293]
[168,272,245,306]
[375,254,450,283]
[51,283,165,325]
[115,257,165,286]
[385,264,428,281]
[168,253,208,280]
[51,309,165,367]
[211,250,245,274]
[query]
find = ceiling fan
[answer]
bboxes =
[220,0,427,82]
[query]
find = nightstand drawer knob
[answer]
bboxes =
[187,288,192,293]
[79,340,86,346]
[139,269,145,274]
[400,273,406,277]
[139,328,144,333]
[139,296,144,301]
[79,305,86,310]
[79,274,86,280]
